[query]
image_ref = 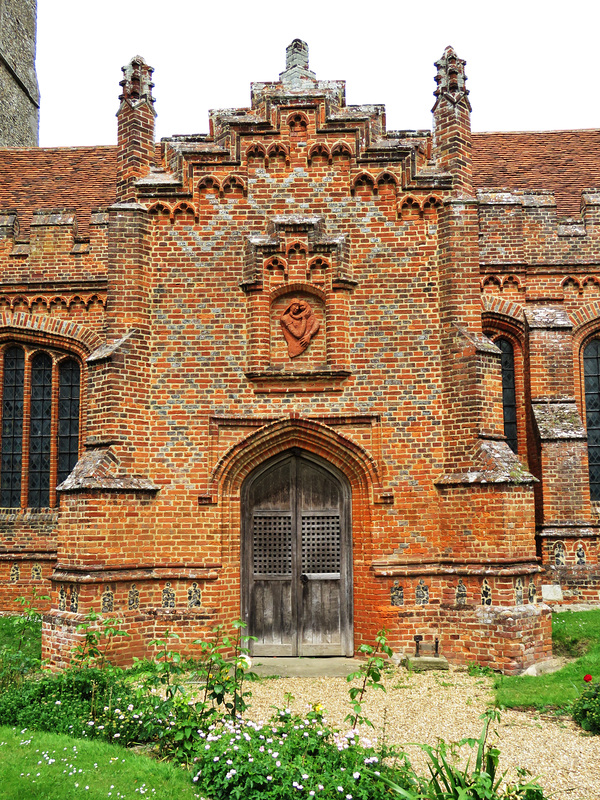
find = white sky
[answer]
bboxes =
[37,0,599,148]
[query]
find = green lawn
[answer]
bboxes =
[0,725,202,800]
[495,609,600,710]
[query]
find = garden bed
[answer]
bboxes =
[245,667,600,800]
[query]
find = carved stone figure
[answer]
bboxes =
[279,298,320,357]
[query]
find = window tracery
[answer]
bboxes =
[0,344,81,508]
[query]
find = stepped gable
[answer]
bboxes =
[0,145,117,237]
[472,130,600,217]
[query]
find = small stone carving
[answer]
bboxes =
[31,563,42,580]
[390,580,403,606]
[415,579,429,605]
[280,298,320,357]
[456,579,467,605]
[69,585,79,613]
[554,541,566,566]
[188,582,202,608]
[162,582,175,609]
[128,583,140,610]
[481,579,492,606]
[515,577,524,605]
[9,563,19,582]
[101,586,114,613]
[528,579,537,604]
[576,544,586,564]
[58,585,67,611]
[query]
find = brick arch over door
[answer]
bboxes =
[211,417,383,628]
[241,449,353,656]
[212,418,381,504]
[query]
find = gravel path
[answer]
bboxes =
[245,667,600,800]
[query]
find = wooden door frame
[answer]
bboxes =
[241,447,353,656]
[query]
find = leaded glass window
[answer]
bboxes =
[584,339,600,501]
[58,360,80,485]
[1,347,24,507]
[0,346,81,508]
[28,352,53,508]
[497,338,518,454]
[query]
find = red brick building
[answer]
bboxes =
[1,41,599,673]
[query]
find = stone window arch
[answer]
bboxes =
[0,343,81,508]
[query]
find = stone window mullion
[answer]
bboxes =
[20,351,32,509]
[48,359,60,508]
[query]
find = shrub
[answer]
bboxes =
[190,710,413,800]
[0,667,144,743]
[0,589,47,690]
[572,678,600,734]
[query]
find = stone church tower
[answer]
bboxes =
[0,0,39,145]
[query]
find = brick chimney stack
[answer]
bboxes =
[116,56,156,201]
[432,46,473,195]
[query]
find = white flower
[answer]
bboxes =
[113,734,120,739]
[353,772,360,780]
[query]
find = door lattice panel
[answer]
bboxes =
[253,515,292,575]
[301,515,341,573]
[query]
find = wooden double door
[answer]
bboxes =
[242,452,353,656]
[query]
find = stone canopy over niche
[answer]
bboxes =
[242,216,356,391]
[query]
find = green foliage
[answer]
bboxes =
[126,621,258,763]
[71,609,130,668]
[372,710,546,799]
[190,709,411,800]
[0,666,142,741]
[0,589,47,690]
[0,624,551,798]
[345,628,393,729]
[0,724,203,800]
[194,619,257,720]
[572,678,600,734]
[467,661,494,678]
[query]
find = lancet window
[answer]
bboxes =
[0,345,81,508]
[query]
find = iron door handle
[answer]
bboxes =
[300,573,309,584]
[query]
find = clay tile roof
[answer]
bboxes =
[0,146,117,238]
[472,130,600,217]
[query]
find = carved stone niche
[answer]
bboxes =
[271,290,326,369]
[242,216,356,391]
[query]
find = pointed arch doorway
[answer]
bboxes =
[242,450,353,656]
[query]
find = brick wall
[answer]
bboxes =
[7,42,600,671]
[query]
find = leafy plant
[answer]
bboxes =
[127,622,258,763]
[572,676,600,734]
[0,666,139,740]
[0,588,48,689]
[70,610,129,668]
[373,710,547,799]
[190,710,412,800]
[467,661,494,678]
[194,619,257,721]
[345,628,393,729]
